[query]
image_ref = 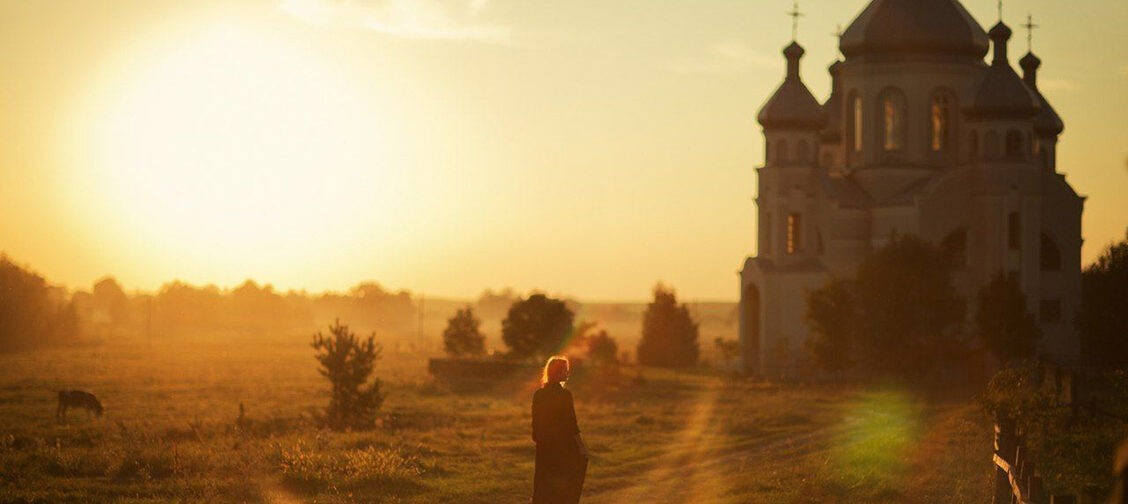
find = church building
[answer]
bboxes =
[738,0,1084,376]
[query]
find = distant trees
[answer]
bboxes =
[714,337,741,370]
[974,273,1041,364]
[443,306,486,358]
[0,255,79,351]
[311,320,384,430]
[805,235,963,378]
[1079,231,1128,367]
[501,294,575,360]
[92,277,130,333]
[637,284,700,368]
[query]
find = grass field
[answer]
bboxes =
[0,336,992,503]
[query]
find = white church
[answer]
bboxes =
[738,0,1084,377]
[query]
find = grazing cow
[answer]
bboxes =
[56,390,103,420]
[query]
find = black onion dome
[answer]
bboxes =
[757,42,824,130]
[1019,52,1064,135]
[967,22,1039,120]
[840,0,989,60]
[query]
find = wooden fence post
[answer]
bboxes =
[995,413,1017,504]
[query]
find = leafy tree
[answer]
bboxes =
[1079,231,1128,367]
[804,277,854,373]
[501,294,575,360]
[637,284,699,368]
[586,330,619,367]
[443,306,486,358]
[803,235,963,377]
[311,320,384,430]
[974,273,1041,363]
[0,255,78,350]
[852,235,963,376]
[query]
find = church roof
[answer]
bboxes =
[820,61,844,142]
[757,42,825,130]
[819,173,872,209]
[968,22,1039,120]
[1019,52,1065,136]
[840,0,989,61]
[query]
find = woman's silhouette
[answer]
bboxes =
[532,356,587,504]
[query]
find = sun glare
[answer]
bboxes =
[67,24,411,287]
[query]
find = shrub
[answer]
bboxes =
[974,273,1041,363]
[637,284,699,368]
[501,294,574,360]
[586,330,619,367]
[311,320,385,430]
[443,306,486,358]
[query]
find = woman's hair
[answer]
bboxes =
[541,356,570,387]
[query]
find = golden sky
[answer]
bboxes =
[1,0,1126,301]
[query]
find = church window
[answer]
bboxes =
[797,140,810,163]
[1007,212,1021,250]
[851,94,863,153]
[1005,130,1024,159]
[930,93,953,152]
[1040,233,1062,271]
[879,89,906,152]
[941,228,968,269]
[984,131,1001,159]
[1039,299,1061,323]
[777,139,789,164]
[786,213,802,254]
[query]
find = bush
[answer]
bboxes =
[637,284,699,368]
[1080,230,1128,367]
[311,320,385,430]
[501,294,574,360]
[443,306,486,358]
[974,273,1041,363]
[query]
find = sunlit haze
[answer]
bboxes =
[2,0,1125,300]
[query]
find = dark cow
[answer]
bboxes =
[56,390,103,420]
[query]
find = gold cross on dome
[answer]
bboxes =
[1021,14,1039,52]
[786,1,804,41]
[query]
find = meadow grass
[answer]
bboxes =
[0,337,992,503]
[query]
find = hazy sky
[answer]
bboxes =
[2,0,1126,301]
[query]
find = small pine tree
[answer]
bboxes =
[443,306,486,358]
[637,284,699,368]
[311,320,384,430]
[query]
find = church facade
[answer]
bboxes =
[738,0,1084,377]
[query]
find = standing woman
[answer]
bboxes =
[532,356,588,504]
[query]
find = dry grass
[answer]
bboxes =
[0,336,992,503]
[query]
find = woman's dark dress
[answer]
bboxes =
[532,382,586,504]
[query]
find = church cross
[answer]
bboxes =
[1021,14,1039,52]
[997,0,1004,21]
[831,23,843,57]
[786,1,804,41]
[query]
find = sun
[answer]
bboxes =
[66,23,411,287]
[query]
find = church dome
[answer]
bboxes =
[840,0,989,60]
[1019,52,1065,135]
[967,22,1039,120]
[757,42,824,129]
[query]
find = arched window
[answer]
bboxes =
[969,131,979,161]
[849,93,863,154]
[786,213,802,254]
[930,92,955,152]
[797,140,810,163]
[879,88,907,152]
[1040,233,1062,271]
[984,131,1001,159]
[777,139,789,164]
[1005,130,1024,159]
